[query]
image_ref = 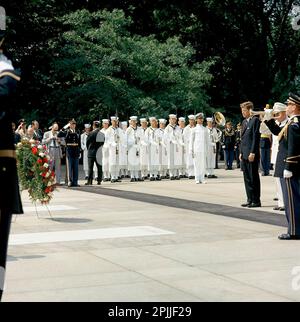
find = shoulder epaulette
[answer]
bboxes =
[0,71,21,81]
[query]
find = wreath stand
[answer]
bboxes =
[13,200,54,223]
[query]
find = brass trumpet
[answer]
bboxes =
[214,112,226,126]
[250,110,278,118]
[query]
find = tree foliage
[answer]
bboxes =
[2,0,300,125]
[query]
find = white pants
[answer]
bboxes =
[276,177,284,208]
[194,153,206,183]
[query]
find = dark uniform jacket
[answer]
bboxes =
[0,69,23,214]
[240,116,261,160]
[265,116,300,178]
[65,129,81,158]
[221,128,236,150]
[86,129,105,158]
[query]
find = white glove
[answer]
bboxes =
[283,170,293,179]
[222,145,226,149]
[263,109,273,121]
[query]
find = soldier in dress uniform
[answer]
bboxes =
[206,117,219,178]
[158,119,168,179]
[178,117,187,178]
[165,114,182,180]
[64,119,81,187]
[145,117,160,181]
[101,119,110,182]
[126,116,141,182]
[183,115,196,179]
[0,25,22,301]
[264,94,300,240]
[105,116,124,183]
[139,118,149,180]
[189,113,210,184]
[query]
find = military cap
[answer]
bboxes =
[287,93,300,106]
[195,113,204,119]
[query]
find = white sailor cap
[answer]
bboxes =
[149,117,157,122]
[188,115,195,120]
[195,113,204,119]
[178,117,185,122]
[102,119,109,124]
[121,121,128,126]
[130,116,138,121]
[206,117,213,122]
[169,114,177,119]
[84,124,91,129]
[159,119,167,124]
[273,102,287,113]
[110,116,119,121]
[140,118,147,123]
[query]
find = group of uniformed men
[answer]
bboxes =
[81,114,223,185]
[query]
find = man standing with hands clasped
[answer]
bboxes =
[240,101,261,208]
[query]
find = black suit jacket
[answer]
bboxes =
[86,129,104,158]
[0,69,23,214]
[240,116,261,160]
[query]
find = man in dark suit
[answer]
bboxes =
[0,28,22,301]
[240,101,261,208]
[85,121,105,185]
[264,94,300,240]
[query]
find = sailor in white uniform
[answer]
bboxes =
[145,117,161,181]
[190,113,210,184]
[206,117,219,178]
[101,119,110,181]
[106,116,124,183]
[139,118,149,180]
[126,116,141,182]
[183,115,196,179]
[119,121,128,178]
[178,117,187,178]
[158,119,168,179]
[165,114,182,180]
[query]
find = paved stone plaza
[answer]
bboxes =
[3,168,300,302]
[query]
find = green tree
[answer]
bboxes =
[47,9,213,123]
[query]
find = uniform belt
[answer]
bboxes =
[67,143,79,146]
[0,149,16,158]
[261,134,270,138]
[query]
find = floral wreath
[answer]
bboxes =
[16,138,56,204]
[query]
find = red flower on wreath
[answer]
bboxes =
[37,159,43,164]
[32,147,38,155]
[45,187,51,194]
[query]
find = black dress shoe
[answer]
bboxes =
[156,177,161,181]
[241,202,251,207]
[278,233,300,240]
[130,178,135,182]
[175,176,180,180]
[150,177,155,181]
[97,181,101,185]
[211,175,218,178]
[248,202,261,208]
[85,181,92,186]
[273,198,278,201]
[170,177,175,180]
